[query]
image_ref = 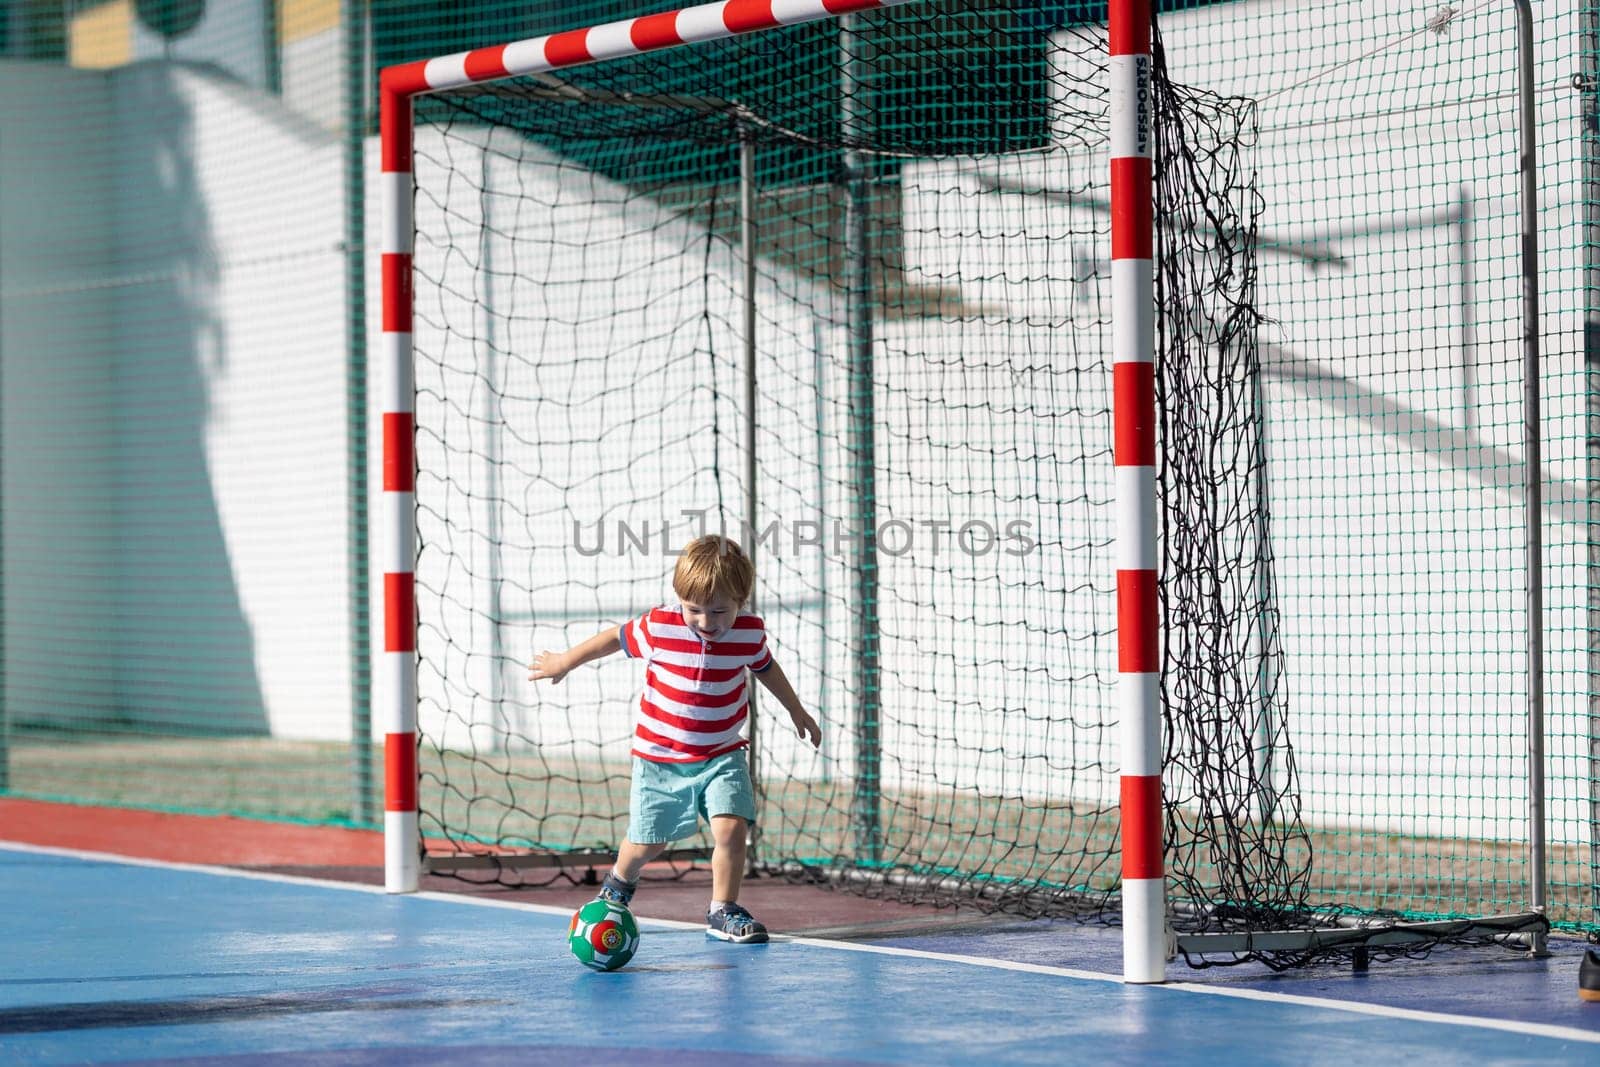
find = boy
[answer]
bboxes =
[529,534,822,943]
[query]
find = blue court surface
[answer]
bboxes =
[3,844,1596,1066]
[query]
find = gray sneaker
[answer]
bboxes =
[706,903,768,944]
[596,872,635,906]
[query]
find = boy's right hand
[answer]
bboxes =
[529,650,570,684]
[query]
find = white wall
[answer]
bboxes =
[0,58,349,741]
[882,1,1589,843]
[0,62,123,728]
[147,64,351,742]
[1156,0,1588,842]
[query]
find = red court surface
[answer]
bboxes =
[0,799,384,868]
[0,798,994,938]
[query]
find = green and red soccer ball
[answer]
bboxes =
[568,898,640,971]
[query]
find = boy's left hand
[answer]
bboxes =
[529,650,570,684]
[790,709,822,749]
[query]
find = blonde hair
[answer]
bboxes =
[673,535,755,606]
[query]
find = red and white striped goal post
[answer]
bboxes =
[376,0,1163,983]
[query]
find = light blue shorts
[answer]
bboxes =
[627,749,757,845]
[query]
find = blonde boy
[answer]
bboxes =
[529,535,821,943]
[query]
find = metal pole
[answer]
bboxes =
[840,13,881,865]
[0,108,7,796]
[741,135,759,552]
[1512,0,1547,954]
[0,111,7,793]
[480,145,506,755]
[2,3,20,57]
[814,317,831,784]
[1110,0,1163,984]
[1457,186,1476,435]
[1583,0,1600,933]
[739,130,762,861]
[343,0,373,826]
[1252,365,1276,824]
[263,0,282,96]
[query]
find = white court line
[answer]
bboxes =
[4,840,1597,1046]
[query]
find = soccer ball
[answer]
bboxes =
[568,898,640,971]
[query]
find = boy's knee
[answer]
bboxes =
[710,815,748,843]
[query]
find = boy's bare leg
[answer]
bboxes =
[709,815,748,902]
[612,838,668,882]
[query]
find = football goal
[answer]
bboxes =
[375,0,1550,982]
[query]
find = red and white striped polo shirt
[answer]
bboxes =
[618,605,772,763]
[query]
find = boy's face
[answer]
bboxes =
[680,594,739,641]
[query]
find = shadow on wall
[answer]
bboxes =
[106,63,268,737]
[0,59,267,741]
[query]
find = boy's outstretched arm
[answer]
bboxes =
[753,658,822,748]
[529,626,621,684]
